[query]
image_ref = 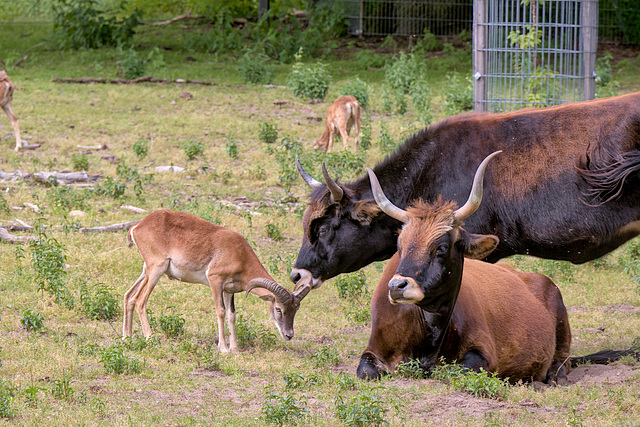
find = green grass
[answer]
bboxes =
[1,17,639,427]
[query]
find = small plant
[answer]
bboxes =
[265,224,283,242]
[80,283,119,321]
[334,372,357,392]
[235,311,277,348]
[198,346,220,371]
[442,74,473,116]
[50,377,75,400]
[340,77,369,109]
[226,135,239,160]
[118,48,146,79]
[343,303,370,324]
[334,392,389,427]
[261,392,308,426]
[22,384,43,407]
[259,120,278,144]
[334,271,367,300]
[30,226,74,308]
[21,308,45,332]
[48,186,87,214]
[413,29,443,56]
[71,153,89,171]
[100,342,143,374]
[430,359,508,399]
[311,344,340,368]
[359,117,372,150]
[0,380,16,419]
[287,48,331,101]
[94,176,126,199]
[377,122,397,153]
[0,194,9,213]
[181,139,205,160]
[394,358,426,379]
[238,50,273,84]
[122,334,159,351]
[132,138,149,159]
[159,312,186,338]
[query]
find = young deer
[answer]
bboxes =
[0,71,22,151]
[123,210,311,353]
[314,95,362,153]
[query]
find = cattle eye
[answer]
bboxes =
[318,224,330,237]
[435,244,448,256]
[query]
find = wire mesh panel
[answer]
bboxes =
[473,0,598,113]
[338,0,473,37]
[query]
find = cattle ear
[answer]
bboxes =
[464,233,499,260]
[350,199,382,225]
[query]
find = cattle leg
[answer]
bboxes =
[459,349,490,372]
[546,294,572,384]
[2,103,21,151]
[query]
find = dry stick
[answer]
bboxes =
[142,10,193,26]
[0,226,33,243]
[80,220,141,234]
[52,77,217,86]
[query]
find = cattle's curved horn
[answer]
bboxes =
[322,163,344,203]
[293,284,311,302]
[246,278,292,303]
[453,151,502,221]
[366,168,409,223]
[296,158,322,188]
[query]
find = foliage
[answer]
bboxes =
[235,311,277,348]
[0,194,9,213]
[184,7,245,56]
[382,52,432,124]
[226,134,239,159]
[287,49,331,101]
[283,373,323,390]
[394,358,426,379]
[80,283,119,320]
[47,186,87,214]
[359,116,372,150]
[71,153,89,171]
[116,160,148,200]
[334,272,368,300]
[412,28,443,57]
[265,223,283,242]
[261,392,308,426]
[334,372,357,392]
[50,377,75,400]
[159,312,186,337]
[258,120,278,144]
[430,359,509,399]
[0,380,16,419]
[595,52,620,98]
[266,135,303,192]
[377,121,397,153]
[311,344,340,368]
[238,50,273,84]
[52,0,140,49]
[100,342,143,374]
[20,308,45,332]
[181,139,205,160]
[94,176,126,199]
[339,77,369,109]
[334,392,389,427]
[442,74,473,116]
[132,138,149,159]
[117,48,146,79]
[30,225,74,308]
[354,49,387,70]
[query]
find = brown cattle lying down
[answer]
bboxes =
[313,95,362,153]
[0,70,22,151]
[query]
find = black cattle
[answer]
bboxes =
[291,92,640,288]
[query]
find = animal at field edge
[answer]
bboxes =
[313,95,362,153]
[357,152,573,383]
[123,210,311,353]
[0,70,22,151]
[291,92,640,289]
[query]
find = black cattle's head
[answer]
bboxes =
[367,151,501,313]
[291,161,398,289]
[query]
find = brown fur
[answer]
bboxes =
[314,95,362,153]
[0,70,21,151]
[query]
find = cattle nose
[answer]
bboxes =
[290,270,301,284]
[388,277,409,292]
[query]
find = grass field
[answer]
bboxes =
[1,18,640,426]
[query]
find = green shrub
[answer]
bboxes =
[334,272,368,301]
[266,135,304,192]
[0,380,16,419]
[159,312,186,338]
[236,311,277,348]
[132,138,149,159]
[287,49,331,100]
[0,194,9,213]
[354,49,387,70]
[430,359,509,399]
[226,135,239,160]
[340,77,369,109]
[238,50,273,84]
[311,344,340,367]
[394,358,426,379]
[377,122,397,153]
[283,373,323,390]
[100,343,143,374]
[413,28,443,56]
[442,74,473,116]
[71,153,89,171]
[334,392,389,427]
[261,392,308,426]
[80,283,119,321]
[259,120,279,144]
[48,186,87,214]
[20,308,45,332]
[595,52,620,98]
[343,303,370,324]
[50,377,75,400]
[30,226,73,308]
[382,52,433,125]
[94,177,126,199]
[181,140,205,160]
[265,224,283,242]
[359,117,372,150]
[52,0,140,49]
[117,48,146,79]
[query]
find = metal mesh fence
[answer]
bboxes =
[472,0,598,113]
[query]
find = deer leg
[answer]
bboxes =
[207,274,230,353]
[339,124,350,151]
[123,264,147,337]
[327,125,335,153]
[224,291,239,353]
[134,261,168,338]
[2,103,21,151]
[353,115,361,153]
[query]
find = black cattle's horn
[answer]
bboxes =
[322,163,344,203]
[293,284,311,302]
[453,151,502,221]
[366,168,409,223]
[246,278,292,303]
[296,158,322,188]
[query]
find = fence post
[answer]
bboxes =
[582,0,598,100]
[473,0,486,112]
[259,0,270,19]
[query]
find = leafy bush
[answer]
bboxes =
[265,224,283,242]
[340,77,369,109]
[311,344,340,367]
[50,377,75,400]
[0,380,16,419]
[334,272,368,300]
[226,135,239,160]
[181,139,205,160]
[394,358,426,379]
[377,121,397,153]
[80,283,119,321]
[287,50,331,100]
[132,138,149,159]
[261,392,308,426]
[382,52,433,125]
[442,74,473,116]
[52,0,140,49]
[94,176,126,199]
[595,52,620,98]
[266,134,303,192]
[21,308,45,332]
[159,312,186,338]
[259,120,278,144]
[334,392,389,427]
[430,359,509,399]
[117,48,146,79]
[238,50,273,84]
[48,186,87,214]
[412,28,443,56]
[355,49,387,70]
[71,153,89,171]
[236,311,277,348]
[359,117,372,150]
[100,342,143,374]
[30,226,73,308]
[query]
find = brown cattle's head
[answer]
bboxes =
[291,160,400,289]
[367,151,501,312]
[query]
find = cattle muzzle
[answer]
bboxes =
[388,275,425,304]
[290,268,324,290]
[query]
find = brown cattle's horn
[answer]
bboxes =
[246,278,292,303]
[293,284,311,302]
[322,163,344,203]
[453,151,502,221]
[366,168,409,223]
[296,158,322,188]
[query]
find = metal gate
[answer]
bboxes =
[472,0,598,112]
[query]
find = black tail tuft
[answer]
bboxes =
[570,349,640,367]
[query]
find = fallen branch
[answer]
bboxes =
[0,226,32,243]
[142,10,193,26]
[53,77,217,86]
[1,170,102,184]
[81,220,141,234]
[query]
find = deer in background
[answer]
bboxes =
[123,210,311,353]
[0,70,22,151]
[314,95,362,153]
